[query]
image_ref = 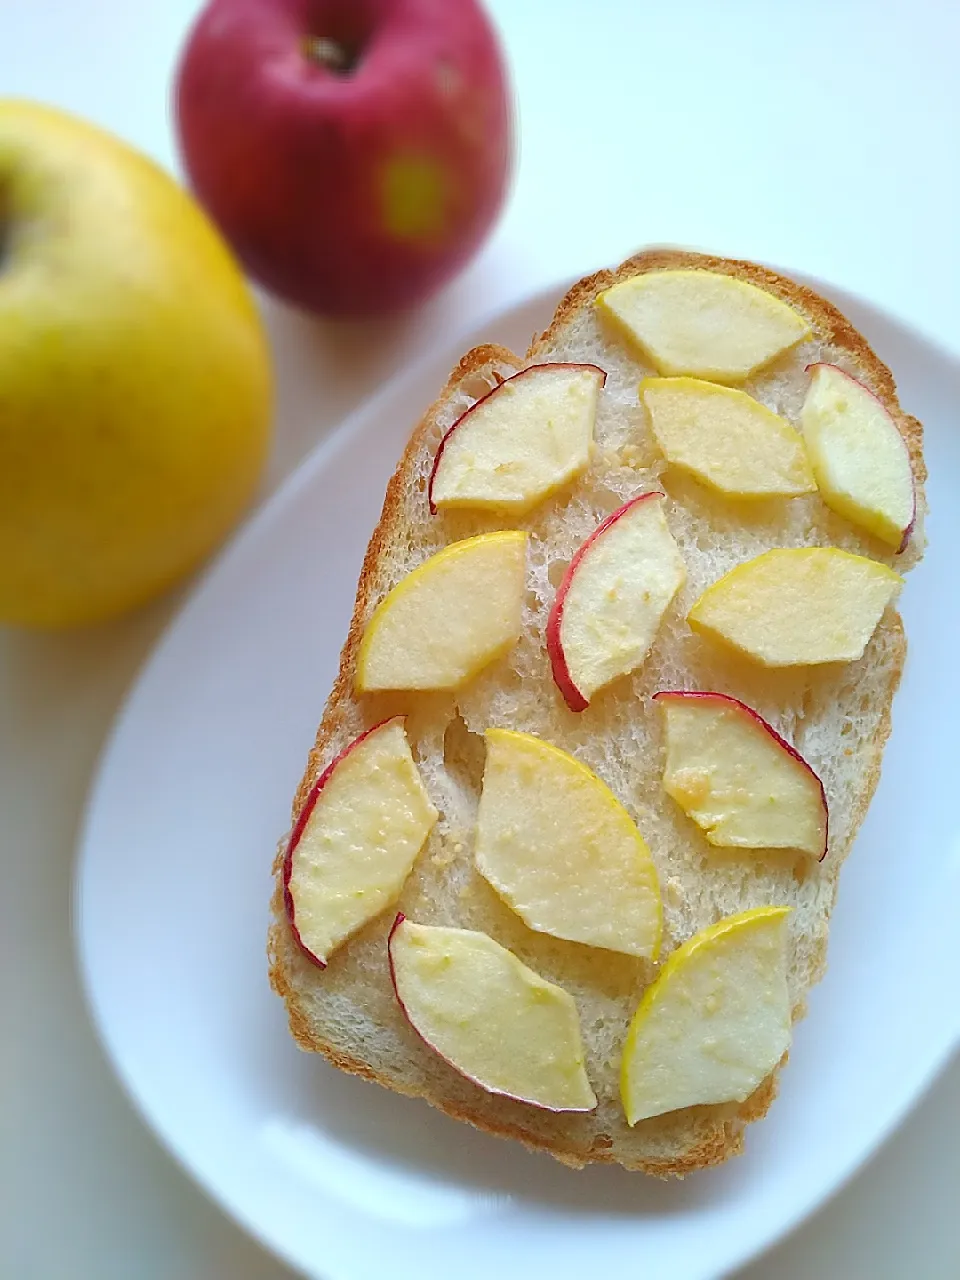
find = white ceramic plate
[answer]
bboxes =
[76,276,960,1280]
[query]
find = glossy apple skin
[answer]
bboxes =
[546,492,664,713]
[653,690,829,861]
[283,716,399,967]
[804,362,916,554]
[427,363,606,514]
[176,0,512,317]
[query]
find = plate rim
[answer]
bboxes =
[74,264,960,1280]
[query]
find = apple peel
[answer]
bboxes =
[428,363,606,516]
[283,717,438,968]
[801,362,916,553]
[547,492,686,711]
[597,269,811,383]
[355,530,527,692]
[620,906,793,1124]
[654,691,829,860]
[475,729,662,958]
[687,547,903,667]
[388,914,598,1112]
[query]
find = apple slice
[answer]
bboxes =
[597,270,811,383]
[546,493,686,711]
[475,729,661,958]
[688,547,903,666]
[389,916,597,1112]
[640,376,816,498]
[283,719,438,967]
[428,363,605,515]
[801,363,915,550]
[621,906,792,1124]
[355,531,527,692]
[654,692,828,859]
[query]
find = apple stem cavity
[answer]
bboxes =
[301,34,359,74]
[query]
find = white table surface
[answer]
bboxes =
[3,1,958,1277]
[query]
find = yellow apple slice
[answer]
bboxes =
[546,493,686,711]
[621,906,792,1124]
[428,363,605,515]
[355,531,527,692]
[284,719,439,966]
[389,916,597,1112]
[640,376,816,498]
[655,692,828,858]
[801,363,916,550]
[475,729,661,958]
[688,547,902,666]
[597,270,811,383]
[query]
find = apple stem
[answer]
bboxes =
[301,35,357,74]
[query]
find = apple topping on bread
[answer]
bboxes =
[655,692,828,859]
[641,377,816,499]
[688,547,903,666]
[801,363,916,550]
[429,363,604,515]
[546,493,686,711]
[283,719,438,967]
[356,531,527,692]
[621,907,792,1124]
[597,269,811,383]
[270,249,927,1176]
[389,917,597,1112]
[475,729,661,958]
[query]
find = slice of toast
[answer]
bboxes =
[268,249,926,1175]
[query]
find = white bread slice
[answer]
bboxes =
[268,249,927,1176]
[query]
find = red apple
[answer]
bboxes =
[387,914,599,1111]
[283,717,438,967]
[802,362,916,553]
[428,363,606,515]
[175,0,512,317]
[654,691,829,860]
[546,492,686,712]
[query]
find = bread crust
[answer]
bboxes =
[532,248,925,489]
[268,250,921,1176]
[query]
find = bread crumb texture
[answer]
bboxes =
[269,250,925,1175]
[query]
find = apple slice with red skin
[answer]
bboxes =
[388,914,598,1112]
[801,363,916,552]
[428,363,606,515]
[654,691,828,860]
[547,492,686,711]
[283,717,438,968]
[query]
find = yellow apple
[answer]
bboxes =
[389,916,597,1112]
[688,547,903,666]
[0,101,272,626]
[355,531,527,692]
[597,270,810,383]
[621,906,792,1124]
[641,376,816,498]
[475,729,661,958]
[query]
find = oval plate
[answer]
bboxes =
[76,276,960,1280]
